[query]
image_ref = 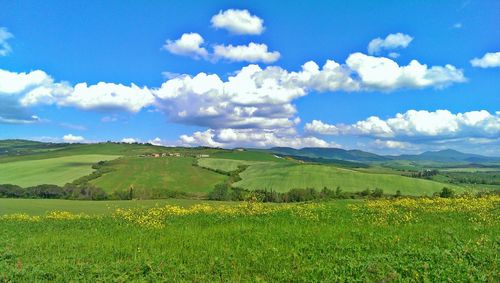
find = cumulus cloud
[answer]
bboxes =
[148,137,163,146]
[305,110,500,141]
[21,81,154,113]
[1,51,465,140]
[470,52,500,68]
[179,128,338,148]
[0,27,13,56]
[373,139,413,149]
[153,64,303,130]
[367,33,413,55]
[1,69,154,113]
[153,54,464,130]
[304,120,340,135]
[63,134,84,143]
[163,33,208,59]
[211,9,264,35]
[346,53,465,90]
[213,42,280,63]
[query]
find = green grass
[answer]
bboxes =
[91,157,227,196]
[0,198,232,215]
[212,150,289,162]
[0,154,119,187]
[197,157,265,172]
[234,163,463,195]
[0,142,226,164]
[0,198,497,281]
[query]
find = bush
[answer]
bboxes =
[372,188,384,198]
[439,187,455,198]
[208,183,231,201]
[0,184,24,198]
[25,184,65,199]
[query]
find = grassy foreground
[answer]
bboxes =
[0,197,498,281]
[0,198,226,215]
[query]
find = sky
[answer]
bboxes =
[0,0,499,155]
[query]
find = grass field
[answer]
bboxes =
[0,198,232,215]
[197,157,265,172]
[0,154,119,187]
[211,150,289,162]
[234,163,463,195]
[0,197,497,281]
[91,157,227,196]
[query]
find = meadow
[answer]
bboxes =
[0,154,119,187]
[233,162,463,195]
[0,198,227,215]
[197,157,264,172]
[0,196,498,281]
[90,156,227,197]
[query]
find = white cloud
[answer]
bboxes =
[20,81,154,113]
[179,128,338,149]
[153,54,464,130]
[211,9,264,35]
[452,23,463,29]
[59,82,154,112]
[373,139,413,149]
[388,52,400,58]
[0,69,58,95]
[153,65,303,130]
[1,51,465,135]
[1,69,154,113]
[0,27,13,56]
[367,33,413,55]
[163,33,208,59]
[470,52,500,68]
[63,134,84,143]
[121,137,138,143]
[213,42,280,63]
[304,120,340,135]
[0,115,41,124]
[305,110,500,141]
[148,137,163,146]
[346,53,465,90]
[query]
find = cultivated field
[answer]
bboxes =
[90,157,227,196]
[0,154,119,187]
[233,162,462,195]
[0,196,497,281]
[197,157,264,172]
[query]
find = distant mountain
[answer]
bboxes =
[0,139,65,156]
[267,147,390,162]
[266,147,500,164]
[397,149,500,163]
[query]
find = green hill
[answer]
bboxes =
[0,154,119,187]
[90,156,227,197]
[233,162,463,196]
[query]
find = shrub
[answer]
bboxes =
[372,188,384,198]
[439,187,455,198]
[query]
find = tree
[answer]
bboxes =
[372,188,384,198]
[439,187,455,198]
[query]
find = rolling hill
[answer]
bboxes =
[0,140,496,198]
[266,147,500,165]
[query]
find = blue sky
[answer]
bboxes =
[0,0,499,155]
